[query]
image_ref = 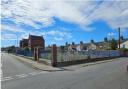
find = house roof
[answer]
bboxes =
[83,43,90,47]
[22,39,28,42]
[94,42,108,46]
[20,39,28,43]
[121,38,128,43]
[29,35,44,40]
[120,39,128,44]
[64,38,128,48]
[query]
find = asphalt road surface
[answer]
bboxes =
[1,53,41,77]
[1,53,128,89]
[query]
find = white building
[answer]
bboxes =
[119,40,128,49]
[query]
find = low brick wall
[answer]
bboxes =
[57,57,120,67]
[122,52,128,57]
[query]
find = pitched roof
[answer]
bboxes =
[29,35,44,40]
[22,39,28,41]
[121,38,128,43]
[120,39,128,44]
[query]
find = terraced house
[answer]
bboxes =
[19,35,45,51]
[28,34,45,51]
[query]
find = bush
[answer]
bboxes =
[120,48,128,52]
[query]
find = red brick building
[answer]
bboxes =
[28,35,45,51]
[20,39,28,48]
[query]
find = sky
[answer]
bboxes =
[1,0,128,47]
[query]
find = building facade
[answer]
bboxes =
[119,40,128,49]
[28,35,45,51]
[20,39,28,48]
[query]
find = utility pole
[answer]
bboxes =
[118,27,121,49]
[17,35,18,47]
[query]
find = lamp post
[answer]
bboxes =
[17,35,18,47]
[118,27,121,49]
[15,34,18,54]
[108,32,113,57]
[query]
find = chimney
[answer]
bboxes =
[104,37,108,42]
[80,41,83,45]
[91,39,94,43]
[120,35,124,42]
[72,42,75,45]
[65,42,68,46]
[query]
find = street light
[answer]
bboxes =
[15,34,18,54]
[118,27,121,49]
[107,32,114,57]
[108,32,113,49]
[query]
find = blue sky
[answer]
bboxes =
[1,0,128,47]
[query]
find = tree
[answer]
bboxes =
[7,46,16,53]
[110,38,117,50]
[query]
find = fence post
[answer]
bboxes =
[34,47,40,62]
[34,48,37,61]
[51,44,57,67]
[36,47,40,62]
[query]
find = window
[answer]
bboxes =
[123,44,125,48]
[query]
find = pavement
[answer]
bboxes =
[1,52,128,89]
[10,53,124,71]
[10,54,64,71]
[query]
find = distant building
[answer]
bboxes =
[93,42,109,50]
[118,39,128,49]
[67,38,110,51]
[28,35,45,51]
[61,37,128,51]
[20,39,28,48]
[67,42,88,51]
[68,45,77,51]
[87,43,97,50]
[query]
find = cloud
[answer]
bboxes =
[54,37,64,41]
[22,30,72,39]
[1,24,25,33]
[1,0,93,31]
[1,0,56,29]
[1,0,128,31]
[46,30,72,37]
[1,33,17,40]
[107,32,115,37]
[87,1,128,30]
[120,29,128,36]
[20,31,45,40]
[19,28,72,43]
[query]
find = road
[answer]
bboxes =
[1,53,128,89]
[1,53,41,77]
